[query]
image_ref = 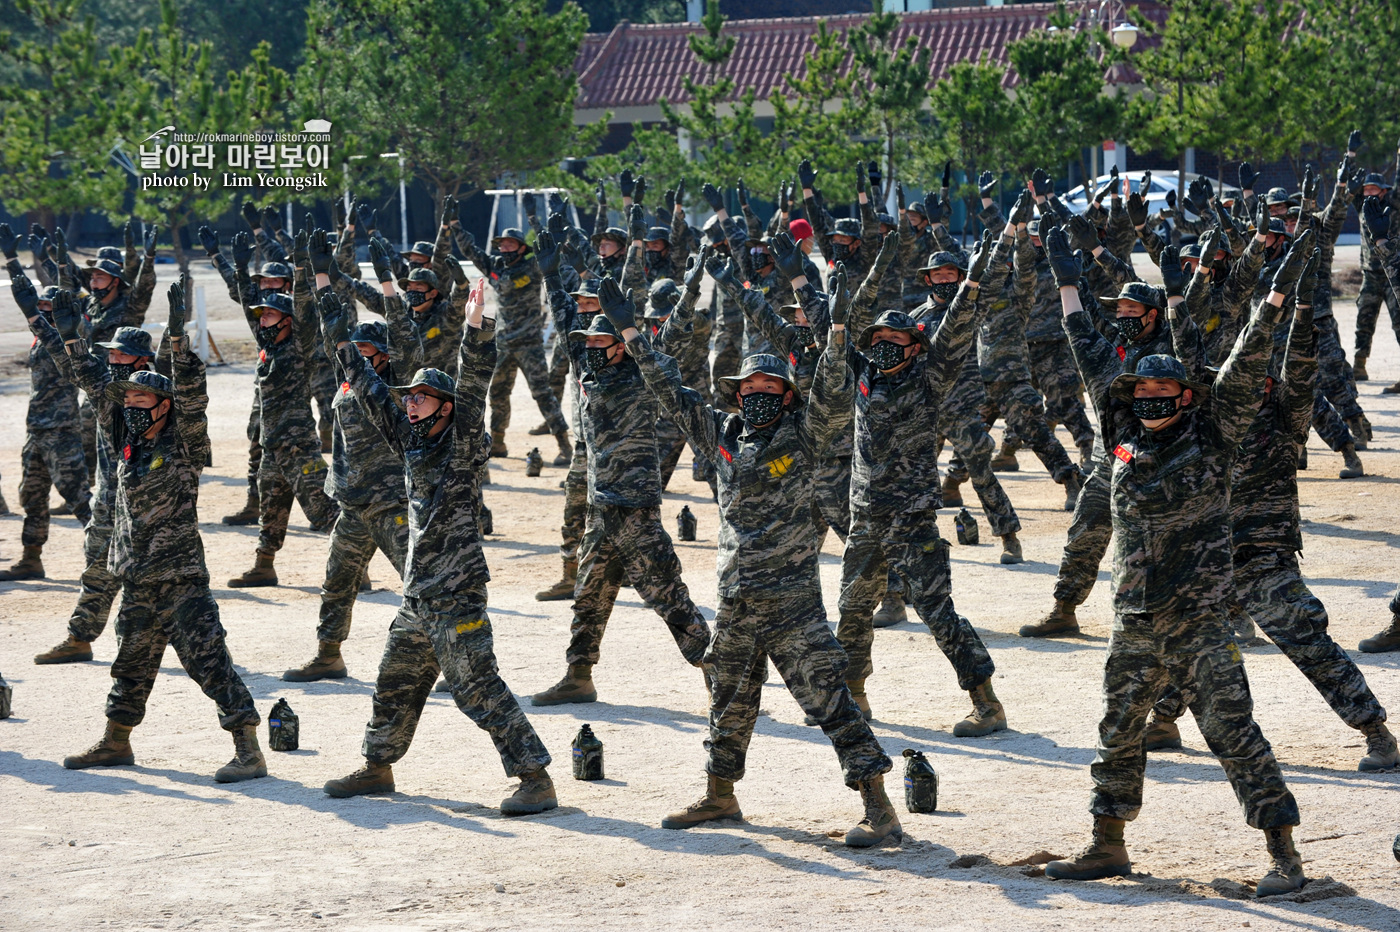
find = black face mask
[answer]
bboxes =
[108,360,147,383]
[644,250,667,272]
[1116,312,1152,342]
[405,290,430,308]
[255,320,284,349]
[793,325,814,347]
[123,402,163,439]
[91,283,115,302]
[1131,393,1182,422]
[929,281,959,303]
[585,346,614,373]
[409,258,429,269]
[830,242,852,262]
[409,400,446,446]
[869,339,910,371]
[740,390,785,426]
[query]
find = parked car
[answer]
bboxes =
[1060,170,1243,236]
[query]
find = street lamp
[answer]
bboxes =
[1111,21,1139,49]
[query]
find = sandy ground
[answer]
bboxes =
[0,267,1398,931]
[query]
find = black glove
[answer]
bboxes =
[1295,247,1320,306]
[779,179,792,214]
[1199,227,1224,265]
[11,271,38,317]
[943,162,954,193]
[1270,229,1314,294]
[1165,189,1177,211]
[51,228,69,268]
[705,252,739,293]
[1301,164,1317,203]
[1160,245,1188,297]
[358,200,378,232]
[241,202,261,231]
[925,193,948,225]
[1008,189,1033,227]
[597,275,635,332]
[798,158,818,189]
[854,161,867,196]
[1184,175,1213,216]
[197,225,219,256]
[663,188,676,213]
[829,264,849,326]
[319,289,350,346]
[1213,197,1239,241]
[167,276,188,335]
[1363,195,1392,241]
[1336,153,1353,188]
[561,241,586,273]
[29,231,48,260]
[1066,213,1099,253]
[144,224,159,257]
[1043,226,1081,288]
[628,204,646,242]
[633,175,647,206]
[52,289,80,340]
[231,232,254,269]
[1030,167,1053,198]
[702,182,724,213]
[1238,161,1259,191]
[292,229,310,267]
[534,231,561,277]
[618,169,635,198]
[1094,165,1119,203]
[1126,189,1149,228]
[521,193,536,221]
[737,177,750,208]
[1347,129,1363,153]
[867,162,882,198]
[368,237,395,283]
[124,221,135,257]
[684,247,710,296]
[594,179,607,206]
[0,222,16,259]
[895,180,906,212]
[261,206,281,237]
[1254,199,1269,238]
[547,211,569,239]
[1347,168,1365,198]
[967,230,995,283]
[873,230,898,273]
[770,231,805,281]
[549,192,567,216]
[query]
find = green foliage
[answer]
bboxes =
[924,55,1019,203]
[847,0,931,193]
[549,0,685,33]
[1300,0,1400,173]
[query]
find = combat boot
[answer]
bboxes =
[1076,438,1095,468]
[63,721,135,769]
[228,550,277,588]
[1339,444,1364,479]
[1019,600,1079,638]
[552,431,571,467]
[1353,352,1368,381]
[661,774,742,829]
[941,473,965,508]
[535,561,577,601]
[1045,816,1130,880]
[1383,380,1400,395]
[34,635,93,665]
[847,678,873,721]
[872,593,907,628]
[530,664,597,706]
[319,420,333,454]
[282,640,348,682]
[1358,722,1400,772]
[324,760,395,797]
[1062,470,1084,512]
[1296,444,1307,470]
[214,725,268,783]
[501,767,558,815]
[953,679,1006,737]
[528,421,551,436]
[490,435,508,458]
[845,774,902,847]
[990,440,1020,472]
[0,489,9,514]
[1358,614,1400,653]
[1345,415,1369,451]
[1142,713,1183,750]
[0,545,44,581]
[1255,826,1305,897]
[222,485,259,525]
[999,533,1024,565]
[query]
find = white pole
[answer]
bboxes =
[194,285,209,363]
[398,156,409,251]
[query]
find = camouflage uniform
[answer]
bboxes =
[1353,178,1400,362]
[1305,184,1366,451]
[1021,237,1095,455]
[70,337,259,733]
[646,283,716,492]
[1066,295,1298,831]
[209,249,267,513]
[341,322,550,775]
[631,330,890,788]
[1183,237,1266,366]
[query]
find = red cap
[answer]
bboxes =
[788,218,813,241]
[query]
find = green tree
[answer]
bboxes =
[1299,0,1400,176]
[549,0,685,32]
[924,55,1020,227]
[847,0,931,200]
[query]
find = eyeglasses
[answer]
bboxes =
[403,392,441,406]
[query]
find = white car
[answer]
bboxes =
[1060,171,1243,230]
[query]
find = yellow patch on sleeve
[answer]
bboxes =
[1204,314,1221,335]
[1226,642,1243,663]
[395,514,406,525]
[765,454,794,478]
[512,275,532,289]
[150,455,164,470]
[455,618,487,634]
[425,326,441,340]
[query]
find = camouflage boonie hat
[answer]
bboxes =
[86,246,124,266]
[1098,280,1166,312]
[348,320,391,354]
[907,201,928,218]
[398,267,440,291]
[644,278,681,319]
[1363,172,1391,190]
[1110,353,1210,403]
[857,309,933,352]
[716,353,800,398]
[394,367,454,399]
[406,240,436,257]
[569,277,604,300]
[251,292,294,315]
[491,228,530,251]
[1026,218,1042,237]
[95,326,155,358]
[877,212,896,228]
[1263,187,1293,207]
[254,261,293,281]
[38,286,59,303]
[568,313,622,343]
[643,226,670,244]
[917,250,967,277]
[591,225,628,248]
[89,257,130,286]
[108,368,174,401]
[832,218,861,239]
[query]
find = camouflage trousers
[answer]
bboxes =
[79,396,97,481]
[318,499,410,645]
[256,436,339,554]
[558,441,589,574]
[838,509,995,691]
[19,427,92,548]
[982,378,1077,483]
[361,592,551,777]
[311,343,338,432]
[1353,267,1400,357]
[711,297,742,412]
[488,338,568,440]
[938,359,1020,538]
[812,454,851,544]
[547,329,570,404]
[245,389,264,487]
[568,504,710,667]
[1052,456,1113,607]
[105,578,259,732]
[67,496,121,643]
[705,591,892,788]
[1091,603,1300,830]
[1153,549,1387,730]
[1028,339,1095,452]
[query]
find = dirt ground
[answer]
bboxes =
[1,268,1398,931]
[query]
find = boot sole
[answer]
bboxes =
[661,809,743,830]
[63,753,136,770]
[501,797,558,816]
[1358,642,1400,654]
[282,667,349,682]
[1255,877,1305,897]
[0,572,45,581]
[1018,624,1079,638]
[530,691,598,707]
[214,764,269,783]
[871,614,906,629]
[534,590,575,602]
[1144,738,1183,751]
[844,827,903,848]
[324,780,395,798]
[1359,756,1400,773]
[1000,554,1025,565]
[35,652,94,664]
[1045,861,1131,881]
[227,579,278,588]
[952,720,1007,738]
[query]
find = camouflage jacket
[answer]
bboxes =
[72,336,210,584]
[543,274,597,431]
[1183,236,1265,365]
[341,320,496,599]
[977,232,1038,383]
[1068,297,1282,614]
[320,290,423,507]
[803,191,878,279]
[243,267,318,445]
[630,327,853,600]
[72,255,155,346]
[645,288,713,392]
[1023,247,1066,344]
[466,245,545,346]
[1301,182,1349,319]
[897,214,953,311]
[18,310,80,434]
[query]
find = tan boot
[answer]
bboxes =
[990,441,1020,471]
[1346,415,1370,451]
[941,473,965,508]
[530,664,597,706]
[999,533,1024,565]
[1383,380,1400,395]
[872,592,907,628]
[214,725,268,783]
[1142,713,1183,750]
[1359,614,1400,653]
[552,431,572,467]
[501,767,558,815]
[1339,444,1364,479]
[1359,722,1400,772]
[661,774,742,829]
[535,561,577,601]
[528,421,551,436]
[1045,816,1131,880]
[1062,470,1084,512]
[847,678,873,721]
[490,435,508,458]
[1353,352,1369,381]
[63,721,135,769]
[34,635,93,665]
[324,760,395,797]
[228,550,277,588]
[1255,826,1305,897]
[844,774,902,847]
[221,485,259,525]
[282,641,348,682]
[953,679,1007,737]
[0,545,44,581]
[1019,600,1079,637]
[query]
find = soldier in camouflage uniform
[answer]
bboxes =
[1351,164,1400,388]
[643,269,717,494]
[529,265,710,706]
[319,282,558,815]
[62,281,267,784]
[624,269,900,848]
[1139,260,1398,772]
[1043,227,1307,897]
